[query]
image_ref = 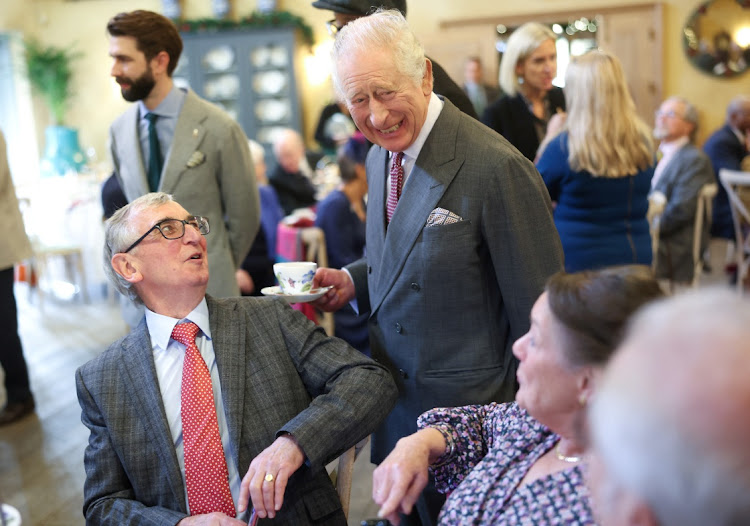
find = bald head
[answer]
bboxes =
[589,289,750,526]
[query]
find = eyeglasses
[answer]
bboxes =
[654,109,682,120]
[122,216,210,253]
[326,19,344,37]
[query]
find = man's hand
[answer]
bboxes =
[235,269,255,295]
[371,429,445,525]
[237,434,305,519]
[311,268,356,312]
[177,513,246,525]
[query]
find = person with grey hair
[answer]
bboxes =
[313,9,563,525]
[704,95,750,241]
[481,22,566,162]
[587,288,750,526]
[79,192,397,524]
[651,96,715,284]
[311,0,478,120]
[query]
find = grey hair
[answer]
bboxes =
[665,95,699,142]
[103,192,174,305]
[727,94,750,119]
[331,8,429,102]
[499,22,556,96]
[589,288,750,526]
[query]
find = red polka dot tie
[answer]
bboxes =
[386,151,404,223]
[172,322,235,517]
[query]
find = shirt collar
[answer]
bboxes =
[145,297,211,350]
[138,85,186,120]
[658,135,690,158]
[394,92,443,161]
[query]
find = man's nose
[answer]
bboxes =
[369,100,389,128]
[110,61,121,78]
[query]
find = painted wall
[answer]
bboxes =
[0,0,745,171]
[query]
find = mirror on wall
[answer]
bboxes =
[684,0,750,77]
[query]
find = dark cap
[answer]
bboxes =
[311,0,407,17]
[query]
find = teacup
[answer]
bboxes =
[274,262,317,295]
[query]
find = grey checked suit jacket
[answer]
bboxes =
[76,295,397,525]
[109,90,260,298]
[653,143,715,283]
[347,99,564,463]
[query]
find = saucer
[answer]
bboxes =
[261,286,332,303]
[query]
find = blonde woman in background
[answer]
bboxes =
[536,50,655,272]
[481,22,566,162]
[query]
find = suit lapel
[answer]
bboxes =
[370,101,465,313]
[207,296,247,471]
[160,91,207,194]
[118,320,187,511]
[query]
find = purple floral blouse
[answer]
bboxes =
[418,402,595,525]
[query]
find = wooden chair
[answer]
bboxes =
[690,183,718,287]
[718,169,750,293]
[647,191,666,273]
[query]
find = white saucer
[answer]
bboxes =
[1,504,22,526]
[261,286,332,303]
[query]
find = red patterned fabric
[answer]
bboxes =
[386,152,404,223]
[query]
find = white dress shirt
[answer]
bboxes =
[145,298,245,519]
[652,136,690,189]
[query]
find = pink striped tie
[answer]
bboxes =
[386,151,404,223]
[172,322,235,517]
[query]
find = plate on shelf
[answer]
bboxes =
[250,46,271,67]
[255,99,290,122]
[204,74,239,100]
[253,70,287,95]
[269,45,288,67]
[261,285,332,303]
[202,45,235,71]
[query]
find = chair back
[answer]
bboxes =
[691,183,718,287]
[718,169,750,292]
[647,191,666,273]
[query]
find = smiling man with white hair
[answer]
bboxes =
[588,288,750,526]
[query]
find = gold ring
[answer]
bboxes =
[264,473,274,483]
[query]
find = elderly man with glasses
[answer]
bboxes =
[76,192,397,525]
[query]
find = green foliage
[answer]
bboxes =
[24,40,81,125]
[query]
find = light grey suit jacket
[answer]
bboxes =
[653,143,715,283]
[0,130,32,271]
[347,99,563,463]
[76,295,397,525]
[109,90,260,297]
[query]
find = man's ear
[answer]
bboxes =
[423,58,434,96]
[151,50,171,77]
[111,253,143,285]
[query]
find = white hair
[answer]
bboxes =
[589,288,750,526]
[103,192,174,305]
[330,8,429,102]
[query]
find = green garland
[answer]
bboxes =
[178,10,314,47]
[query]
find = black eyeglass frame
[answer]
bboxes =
[122,216,210,253]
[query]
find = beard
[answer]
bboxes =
[117,68,156,102]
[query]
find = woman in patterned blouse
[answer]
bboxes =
[372,265,663,525]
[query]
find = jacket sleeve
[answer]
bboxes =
[76,368,186,526]
[658,150,716,236]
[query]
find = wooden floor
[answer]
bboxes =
[0,285,379,525]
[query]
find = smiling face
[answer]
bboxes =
[338,48,432,153]
[512,292,584,428]
[120,201,209,300]
[109,35,157,102]
[516,38,557,96]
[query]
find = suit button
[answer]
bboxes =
[398,369,408,379]
[395,323,402,333]
[368,266,373,274]
[410,282,420,291]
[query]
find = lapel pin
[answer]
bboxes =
[187,150,206,168]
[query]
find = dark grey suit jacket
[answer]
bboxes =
[347,98,563,463]
[76,295,397,525]
[109,90,260,298]
[653,143,715,283]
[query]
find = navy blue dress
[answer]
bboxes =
[537,132,654,272]
[315,190,370,355]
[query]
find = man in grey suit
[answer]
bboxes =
[314,10,563,525]
[76,192,397,524]
[651,96,715,284]
[107,10,259,299]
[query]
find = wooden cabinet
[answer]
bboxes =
[174,27,303,152]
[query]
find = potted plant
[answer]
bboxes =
[24,39,85,176]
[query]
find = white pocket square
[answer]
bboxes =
[186,151,206,168]
[426,207,463,227]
